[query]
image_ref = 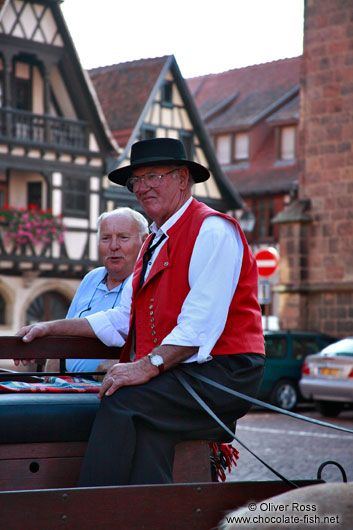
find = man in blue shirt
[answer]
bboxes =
[46,207,148,374]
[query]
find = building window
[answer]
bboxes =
[140,126,156,141]
[180,132,194,160]
[234,133,249,162]
[26,291,70,325]
[27,182,42,208]
[216,134,231,164]
[253,197,274,240]
[63,176,88,216]
[161,81,173,106]
[279,126,296,161]
[14,77,32,111]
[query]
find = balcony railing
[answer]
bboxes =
[0,107,89,151]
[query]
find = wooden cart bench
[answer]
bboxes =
[0,337,232,490]
[0,337,324,529]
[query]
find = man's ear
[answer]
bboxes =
[178,166,190,190]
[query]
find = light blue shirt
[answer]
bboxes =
[66,267,129,372]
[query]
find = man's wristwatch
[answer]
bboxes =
[147,353,165,374]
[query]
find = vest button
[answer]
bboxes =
[152,331,156,336]
[164,262,168,267]
[151,324,155,329]
[150,318,155,322]
[150,298,154,302]
[150,311,154,316]
[154,338,158,343]
[149,304,153,309]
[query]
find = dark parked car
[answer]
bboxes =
[299,337,353,417]
[258,330,337,411]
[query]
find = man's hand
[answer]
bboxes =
[14,322,52,366]
[98,344,199,398]
[94,359,119,382]
[13,318,95,366]
[98,357,157,398]
[16,322,52,342]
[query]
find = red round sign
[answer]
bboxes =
[255,248,279,277]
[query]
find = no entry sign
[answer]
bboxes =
[255,248,279,277]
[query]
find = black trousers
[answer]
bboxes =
[78,353,265,487]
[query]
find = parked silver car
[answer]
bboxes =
[299,337,353,416]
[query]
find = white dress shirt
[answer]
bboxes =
[86,197,244,363]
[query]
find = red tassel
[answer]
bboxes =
[209,442,239,482]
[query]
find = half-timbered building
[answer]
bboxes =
[0,0,117,334]
[89,55,243,216]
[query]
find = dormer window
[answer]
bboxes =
[161,81,173,106]
[279,125,296,161]
[216,134,231,164]
[234,132,249,162]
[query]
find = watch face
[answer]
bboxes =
[151,354,163,367]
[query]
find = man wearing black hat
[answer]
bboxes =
[17,138,265,487]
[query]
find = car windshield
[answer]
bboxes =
[320,338,353,356]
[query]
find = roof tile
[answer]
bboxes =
[187,57,301,123]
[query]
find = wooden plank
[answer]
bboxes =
[0,336,121,360]
[173,440,211,483]
[0,456,82,491]
[0,441,87,460]
[0,440,212,491]
[0,481,323,530]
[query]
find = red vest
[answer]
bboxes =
[119,199,265,362]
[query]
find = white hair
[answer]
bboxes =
[97,207,149,242]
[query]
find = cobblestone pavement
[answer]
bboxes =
[226,406,353,484]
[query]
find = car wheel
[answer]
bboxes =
[315,401,344,417]
[270,380,298,410]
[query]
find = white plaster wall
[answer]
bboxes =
[32,66,44,114]
[8,171,47,209]
[50,66,77,119]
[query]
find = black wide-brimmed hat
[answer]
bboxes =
[108,138,210,186]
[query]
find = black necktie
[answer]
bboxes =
[138,234,167,290]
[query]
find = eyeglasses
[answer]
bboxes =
[126,168,177,193]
